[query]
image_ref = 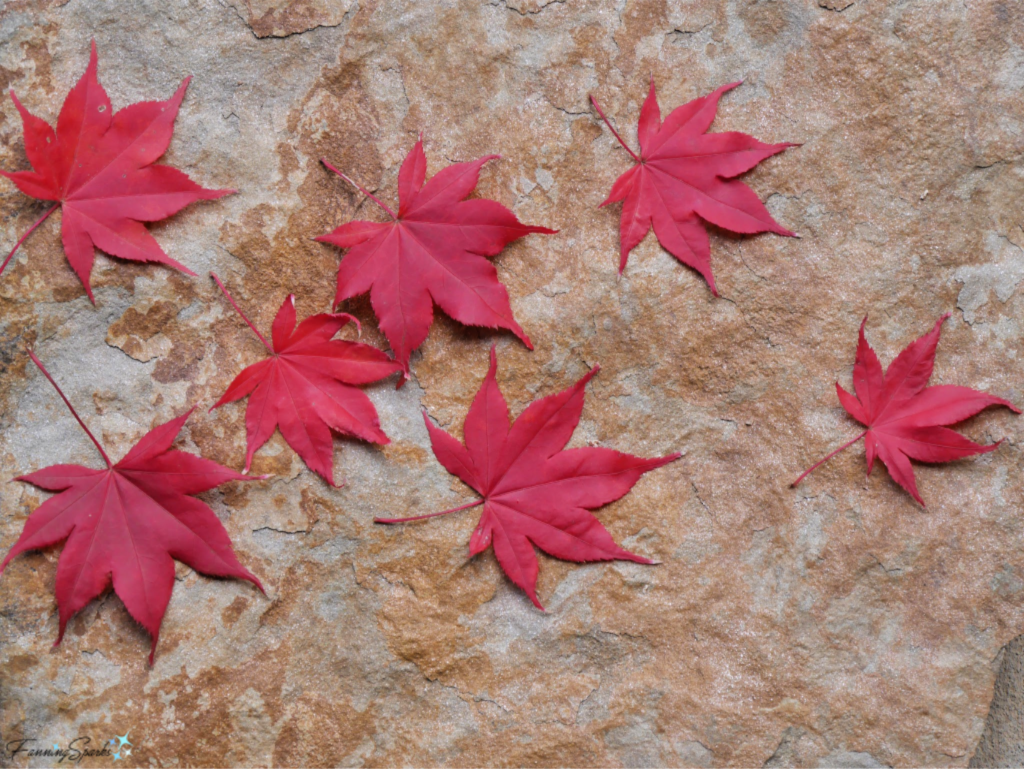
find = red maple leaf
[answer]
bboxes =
[210,274,402,486]
[0,41,232,301]
[376,347,680,608]
[590,79,795,294]
[315,139,556,382]
[793,314,1020,505]
[0,351,262,663]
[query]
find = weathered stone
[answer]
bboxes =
[1,0,1023,766]
[972,634,1024,768]
[226,0,357,39]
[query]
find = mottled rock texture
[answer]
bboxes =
[972,634,1024,768]
[1,0,1023,766]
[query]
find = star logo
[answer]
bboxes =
[108,731,132,761]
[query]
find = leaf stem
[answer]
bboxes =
[375,499,483,525]
[211,273,273,353]
[589,96,641,163]
[791,430,868,488]
[28,349,112,468]
[321,159,397,219]
[0,204,59,278]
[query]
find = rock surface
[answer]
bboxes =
[1,0,1023,766]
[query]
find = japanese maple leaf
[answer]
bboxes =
[0,351,262,663]
[315,139,556,381]
[376,346,680,608]
[590,79,795,294]
[793,314,1019,505]
[210,274,402,486]
[0,41,232,301]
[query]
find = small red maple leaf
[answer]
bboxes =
[0,351,262,663]
[315,139,557,382]
[0,41,232,301]
[792,314,1020,505]
[376,347,680,608]
[590,79,796,293]
[210,274,402,486]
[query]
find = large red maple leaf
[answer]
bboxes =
[315,139,556,382]
[0,351,262,663]
[211,274,402,486]
[793,314,1019,505]
[376,347,680,608]
[590,79,795,294]
[0,41,232,301]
